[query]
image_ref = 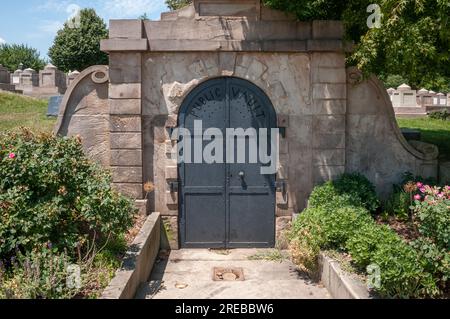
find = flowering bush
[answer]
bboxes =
[0,129,135,259]
[291,174,445,298]
[413,184,450,249]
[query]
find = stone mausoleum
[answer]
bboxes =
[55,0,438,249]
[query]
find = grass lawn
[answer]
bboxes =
[397,117,450,160]
[0,92,56,133]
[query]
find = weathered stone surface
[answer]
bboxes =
[111,150,143,166]
[313,149,345,166]
[313,133,345,149]
[311,52,346,68]
[101,39,148,52]
[113,183,144,199]
[110,83,141,99]
[313,115,345,134]
[313,165,345,184]
[110,116,142,132]
[109,20,143,39]
[312,21,344,40]
[109,53,142,84]
[110,99,141,115]
[313,67,346,84]
[161,216,179,250]
[313,83,347,100]
[112,167,143,183]
[110,132,142,149]
[55,66,110,166]
[165,166,178,180]
[313,99,346,115]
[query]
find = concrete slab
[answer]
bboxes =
[136,249,331,299]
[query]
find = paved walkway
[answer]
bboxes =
[136,249,331,299]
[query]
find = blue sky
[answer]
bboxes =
[0,0,168,60]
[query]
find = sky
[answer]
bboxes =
[0,0,168,60]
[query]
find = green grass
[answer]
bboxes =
[0,92,56,133]
[397,117,450,160]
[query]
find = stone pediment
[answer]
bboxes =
[161,0,296,21]
[101,0,346,53]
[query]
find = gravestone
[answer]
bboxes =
[47,95,64,117]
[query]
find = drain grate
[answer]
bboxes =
[213,267,245,281]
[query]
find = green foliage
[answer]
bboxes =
[263,0,450,92]
[166,0,192,11]
[381,74,409,89]
[370,238,439,298]
[0,129,135,258]
[308,173,380,212]
[429,110,450,121]
[347,223,402,269]
[412,186,450,249]
[383,189,411,220]
[48,9,108,72]
[290,173,445,298]
[0,44,45,72]
[0,246,77,299]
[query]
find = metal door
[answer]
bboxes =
[178,77,276,248]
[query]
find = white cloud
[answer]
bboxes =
[0,37,5,45]
[38,20,64,33]
[102,0,167,18]
[36,0,72,12]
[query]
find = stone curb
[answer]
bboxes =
[101,213,161,299]
[318,252,372,299]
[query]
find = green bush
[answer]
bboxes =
[429,110,450,121]
[333,173,380,212]
[308,173,380,212]
[412,186,450,249]
[290,173,444,298]
[383,189,411,220]
[0,246,76,299]
[0,130,135,258]
[371,239,439,298]
[347,223,400,269]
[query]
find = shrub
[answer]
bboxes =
[308,173,380,212]
[0,130,135,259]
[333,173,380,212]
[290,173,445,298]
[347,223,400,269]
[383,189,411,220]
[0,246,76,299]
[413,185,450,249]
[429,110,450,121]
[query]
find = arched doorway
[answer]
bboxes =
[178,77,277,248]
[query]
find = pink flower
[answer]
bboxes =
[8,153,16,159]
[414,194,422,201]
[416,182,423,188]
[419,187,426,193]
[438,193,444,198]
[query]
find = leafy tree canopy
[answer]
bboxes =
[166,0,192,11]
[0,44,45,72]
[48,8,108,73]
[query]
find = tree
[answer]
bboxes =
[166,0,192,11]
[48,8,108,73]
[263,0,450,92]
[139,13,149,20]
[0,44,45,72]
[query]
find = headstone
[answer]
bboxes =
[47,95,64,117]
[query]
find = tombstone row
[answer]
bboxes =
[0,63,80,97]
[387,84,449,108]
